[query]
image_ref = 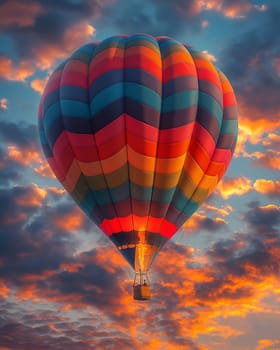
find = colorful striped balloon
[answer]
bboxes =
[38,34,238,278]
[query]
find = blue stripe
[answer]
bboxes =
[198,92,223,128]
[220,119,238,135]
[43,102,61,133]
[125,82,161,111]
[79,189,97,216]
[90,83,124,115]
[162,90,198,113]
[173,191,199,218]
[60,100,90,118]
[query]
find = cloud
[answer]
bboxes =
[0,98,8,110]
[201,0,259,18]
[0,0,43,28]
[0,0,103,81]
[215,176,252,199]
[0,120,55,181]
[254,179,280,198]
[30,78,48,94]
[257,339,280,350]
[221,4,280,123]
[0,56,35,81]
[244,203,280,236]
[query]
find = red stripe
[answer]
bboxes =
[211,148,231,163]
[100,215,177,239]
[126,115,159,141]
[196,68,221,90]
[65,131,99,162]
[61,71,88,89]
[95,115,125,144]
[125,55,161,80]
[223,91,237,107]
[127,132,157,157]
[163,62,197,83]
[159,123,195,143]
[188,138,212,172]
[89,57,124,82]
[52,131,75,178]
[191,123,216,156]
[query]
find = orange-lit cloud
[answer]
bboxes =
[52,207,85,232]
[7,145,41,166]
[0,56,35,81]
[235,114,280,158]
[257,339,280,350]
[0,0,43,28]
[30,78,48,94]
[0,98,8,110]
[0,21,95,82]
[33,21,95,71]
[254,179,280,197]
[0,280,10,299]
[34,162,56,178]
[200,0,264,18]
[253,150,280,171]
[216,176,252,199]
[15,183,47,207]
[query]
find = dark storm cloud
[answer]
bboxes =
[0,120,42,184]
[193,201,280,301]
[199,216,227,232]
[100,0,206,39]
[0,120,38,148]
[0,146,23,184]
[0,185,76,277]
[221,3,280,116]
[244,202,280,235]
[0,179,126,316]
[0,0,111,58]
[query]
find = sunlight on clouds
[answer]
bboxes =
[7,145,41,166]
[30,78,48,94]
[0,57,35,81]
[0,280,10,299]
[216,176,252,199]
[201,50,217,62]
[201,0,257,18]
[15,183,47,207]
[257,339,280,350]
[34,162,56,178]
[254,179,280,197]
[53,207,85,232]
[34,22,96,70]
[0,98,8,110]
[253,150,280,171]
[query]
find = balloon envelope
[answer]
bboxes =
[38,34,238,274]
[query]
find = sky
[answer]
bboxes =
[0,0,280,349]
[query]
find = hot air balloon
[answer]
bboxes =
[38,34,238,300]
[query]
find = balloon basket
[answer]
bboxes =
[133,272,151,301]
